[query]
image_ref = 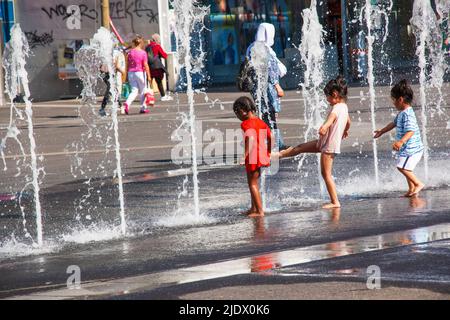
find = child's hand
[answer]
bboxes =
[318,126,328,136]
[392,140,404,151]
[373,130,383,139]
[275,83,284,97]
[342,130,349,139]
[239,157,246,166]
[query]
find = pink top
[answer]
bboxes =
[318,102,349,154]
[127,48,147,72]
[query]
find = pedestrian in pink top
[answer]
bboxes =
[123,35,152,114]
[274,76,351,209]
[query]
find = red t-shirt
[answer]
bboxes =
[241,117,272,173]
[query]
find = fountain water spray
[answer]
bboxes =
[411,0,449,181]
[250,42,270,118]
[359,1,393,85]
[362,0,380,186]
[172,0,209,217]
[249,41,272,209]
[74,27,126,234]
[298,0,327,195]
[380,1,394,87]
[2,24,44,246]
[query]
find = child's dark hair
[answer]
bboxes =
[233,96,256,114]
[391,79,413,104]
[323,75,348,99]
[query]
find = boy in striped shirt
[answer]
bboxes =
[374,80,425,197]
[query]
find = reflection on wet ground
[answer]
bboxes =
[6,222,450,299]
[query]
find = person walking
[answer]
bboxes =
[123,35,152,114]
[246,23,288,150]
[99,44,126,116]
[146,34,173,101]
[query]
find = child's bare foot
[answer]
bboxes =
[271,152,281,160]
[322,202,341,209]
[279,147,294,158]
[404,191,414,197]
[242,209,257,215]
[247,211,264,218]
[411,183,425,196]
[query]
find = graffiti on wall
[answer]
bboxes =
[17,0,159,42]
[38,0,158,34]
[41,3,98,21]
[110,0,159,26]
[25,30,55,48]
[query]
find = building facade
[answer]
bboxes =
[205,0,449,88]
[0,1,449,101]
[1,0,163,101]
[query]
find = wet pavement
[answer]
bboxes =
[114,240,450,300]
[1,159,450,299]
[1,85,450,299]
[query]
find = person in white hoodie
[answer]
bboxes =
[246,23,288,150]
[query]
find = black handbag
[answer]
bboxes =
[236,57,255,92]
[146,45,167,72]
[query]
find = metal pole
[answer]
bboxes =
[158,0,170,92]
[341,0,350,81]
[101,0,110,30]
[158,0,170,51]
[12,0,17,25]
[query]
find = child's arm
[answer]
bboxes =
[343,115,351,139]
[319,113,337,136]
[275,83,284,97]
[144,61,152,86]
[393,131,414,151]
[374,122,395,138]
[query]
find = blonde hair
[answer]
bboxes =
[132,35,144,48]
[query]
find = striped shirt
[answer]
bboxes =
[394,107,424,157]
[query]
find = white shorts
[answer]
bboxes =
[396,151,423,171]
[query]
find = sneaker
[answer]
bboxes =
[98,109,107,117]
[123,103,129,115]
[161,95,173,101]
[139,109,150,114]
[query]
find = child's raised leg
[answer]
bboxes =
[246,169,264,217]
[397,168,425,196]
[278,140,320,158]
[320,153,341,209]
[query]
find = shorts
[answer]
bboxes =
[396,151,423,171]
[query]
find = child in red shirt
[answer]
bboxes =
[234,96,272,217]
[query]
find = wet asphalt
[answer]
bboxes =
[110,240,450,300]
[1,163,450,298]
